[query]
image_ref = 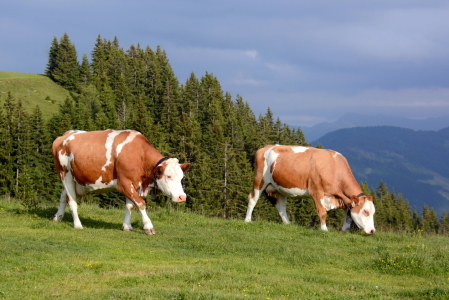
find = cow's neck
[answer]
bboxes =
[341,177,363,205]
[142,144,165,183]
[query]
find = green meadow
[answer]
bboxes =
[0,71,70,119]
[1,198,448,299]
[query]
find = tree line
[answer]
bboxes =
[1,33,448,234]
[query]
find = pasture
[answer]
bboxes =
[0,71,70,119]
[1,198,448,299]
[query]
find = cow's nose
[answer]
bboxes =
[368,229,376,234]
[178,195,186,202]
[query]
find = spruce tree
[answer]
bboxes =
[0,96,14,196]
[91,35,110,89]
[79,54,92,88]
[421,205,440,234]
[51,33,80,92]
[45,37,59,78]
[440,212,449,235]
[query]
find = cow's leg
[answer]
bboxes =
[310,192,328,231]
[53,189,68,222]
[245,189,263,222]
[138,208,155,235]
[117,180,155,235]
[275,194,290,224]
[340,209,353,232]
[62,175,83,229]
[122,198,134,231]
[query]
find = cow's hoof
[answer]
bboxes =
[144,228,156,235]
[123,225,133,232]
[53,215,63,222]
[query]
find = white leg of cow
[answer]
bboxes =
[245,189,261,222]
[275,195,290,224]
[340,209,352,232]
[62,175,83,229]
[139,208,155,235]
[123,198,134,231]
[53,189,68,222]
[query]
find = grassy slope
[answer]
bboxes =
[0,71,71,119]
[1,199,448,300]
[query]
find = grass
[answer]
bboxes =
[0,71,71,119]
[1,198,448,299]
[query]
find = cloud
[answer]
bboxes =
[3,0,449,127]
[244,87,449,127]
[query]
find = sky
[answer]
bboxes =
[2,0,449,127]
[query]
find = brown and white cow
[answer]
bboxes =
[52,130,190,235]
[245,145,376,234]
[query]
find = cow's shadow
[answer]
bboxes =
[26,206,131,231]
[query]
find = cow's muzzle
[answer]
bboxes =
[176,195,187,202]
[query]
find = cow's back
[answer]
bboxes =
[266,146,355,193]
[52,130,147,185]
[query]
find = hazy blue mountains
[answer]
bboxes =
[314,126,449,214]
[302,113,449,142]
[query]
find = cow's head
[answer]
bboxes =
[349,194,376,234]
[154,158,190,202]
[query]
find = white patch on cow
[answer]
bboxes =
[275,186,309,198]
[138,182,150,197]
[84,176,117,192]
[263,146,279,177]
[332,151,341,157]
[116,130,140,156]
[58,150,70,169]
[321,195,337,211]
[101,131,122,171]
[62,130,85,146]
[292,146,308,153]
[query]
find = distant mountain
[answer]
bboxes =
[314,126,449,215]
[301,113,449,142]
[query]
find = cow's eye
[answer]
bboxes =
[167,175,172,179]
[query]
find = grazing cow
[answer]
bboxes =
[245,145,376,234]
[52,130,190,235]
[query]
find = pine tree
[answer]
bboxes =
[79,54,92,88]
[440,211,449,235]
[45,37,59,78]
[156,46,181,132]
[30,105,56,200]
[421,205,439,234]
[0,95,14,196]
[51,33,80,92]
[12,98,32,197]
[91,35,110,89]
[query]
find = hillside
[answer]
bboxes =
[315,126,449,214]
[1,198,448,299]
[0,71,71,119]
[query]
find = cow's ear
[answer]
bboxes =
[366,196,373,202]
[154,165,163,177]
[180,163,191,172]
[350,195,360,205]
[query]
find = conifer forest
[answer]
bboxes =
[1,33,448,234]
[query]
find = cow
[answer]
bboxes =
[52,129,190,235]
[244,145,376,234]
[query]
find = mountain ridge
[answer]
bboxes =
[301,113,449,142]
[314,125,449,215]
